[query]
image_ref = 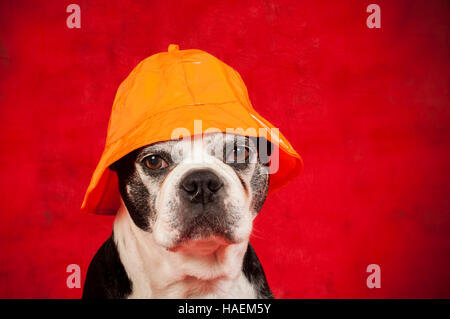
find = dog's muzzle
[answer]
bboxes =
[176,169,234,242]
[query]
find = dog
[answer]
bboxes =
[82,132,274,298]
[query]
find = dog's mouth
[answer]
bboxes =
[168,236,232,256]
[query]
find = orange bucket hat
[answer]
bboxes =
[82,44,303,214]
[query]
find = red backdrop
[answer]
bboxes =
[0,0,449,298]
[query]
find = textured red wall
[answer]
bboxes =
[0,0,449,298]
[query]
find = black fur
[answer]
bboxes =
[110,150,154,230]
[82,233,132,299]
[242,244,274,299]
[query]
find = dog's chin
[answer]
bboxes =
[168,236,233,256]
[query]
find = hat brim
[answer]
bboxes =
[81,102,303,214]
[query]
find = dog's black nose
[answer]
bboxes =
[180,170,224,204]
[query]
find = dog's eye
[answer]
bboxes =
[143,155,168,170]
[226,146,250,163]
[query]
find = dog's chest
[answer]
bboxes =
[113,209,257,299]
[127,272,257,299]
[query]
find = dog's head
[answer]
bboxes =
[111,133,272,254]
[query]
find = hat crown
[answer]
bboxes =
[107,45,253,145]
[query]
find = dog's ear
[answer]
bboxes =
[109,150,138,174]
[109,159,121,172]
[109,156,126,173]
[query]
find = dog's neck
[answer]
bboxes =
[113,203,256,298]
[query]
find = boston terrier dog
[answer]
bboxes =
[82,133,274,299]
